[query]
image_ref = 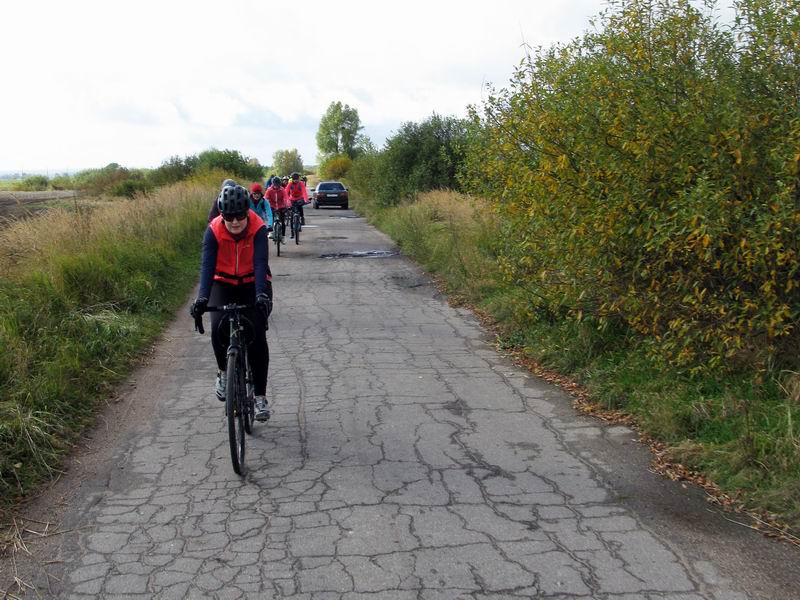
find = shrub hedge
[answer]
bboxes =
[461,0,799,375]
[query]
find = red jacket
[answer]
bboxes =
[209,210,267,286]
[285,180,308,202]
[266,186,289,210]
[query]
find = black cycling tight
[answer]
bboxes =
[209,281,271,395]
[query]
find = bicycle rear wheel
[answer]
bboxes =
[226,351,246,475]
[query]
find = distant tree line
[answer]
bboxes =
[9,149,265,198]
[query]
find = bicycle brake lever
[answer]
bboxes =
[194,316,205,335]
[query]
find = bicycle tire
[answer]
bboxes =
[243,361,255,435]
[293,215,300,245]
[226,351,246,475]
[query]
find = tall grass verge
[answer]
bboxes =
[354,189,800,530]
[0,179,215,502]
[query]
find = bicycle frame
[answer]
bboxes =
[291,204,302,229]
[290,202,303,244]
[274,209,287,240]
[195,303,256,474]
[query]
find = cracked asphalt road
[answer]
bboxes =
[2,210,799,599]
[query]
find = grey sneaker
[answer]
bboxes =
[254,396,270,421]
[215,372,226,401]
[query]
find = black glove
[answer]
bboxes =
[255,293,272,319]
[190,297,208,319]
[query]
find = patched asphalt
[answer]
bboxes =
[2,209,799,599]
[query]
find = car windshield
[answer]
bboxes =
[318,182,345,191]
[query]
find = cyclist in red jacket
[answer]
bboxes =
[191,185,273,421]
[285,172,308,229]
[266,176,289,236]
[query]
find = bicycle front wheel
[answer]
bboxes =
[243,360,255,436]
[226,351,246,475]
[293,216,300,245]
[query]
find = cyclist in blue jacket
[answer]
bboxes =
[249,183,273,230]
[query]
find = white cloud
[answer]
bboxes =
[0,0,623,170]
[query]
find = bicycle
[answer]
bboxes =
[290,202,303,245]
[194,303,256,475]
[272,209,285,256]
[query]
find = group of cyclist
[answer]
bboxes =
[207,173,309,239]
[191,173,310,423]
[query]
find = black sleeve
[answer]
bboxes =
[198,227,218,300]
[253,226,269,297]
[208,198,220,223]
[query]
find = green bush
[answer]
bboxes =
[50,173,75,190]
[11,175,50,191]
[319,154,353,179]
[193,149,264,180]
[354,114,470,206]
[111,178,152,199]
[147,155,192,187]
[462,0,800,375]
[72,163,131,195]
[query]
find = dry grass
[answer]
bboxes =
[0,177,215,504]
[0,181,210,278]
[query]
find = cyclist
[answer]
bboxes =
[266,176,288,236]
[281,175,289,189]
[208,178,237,222]
[249,183,273,232]
[285,171,308,230]
[190,185,273,421]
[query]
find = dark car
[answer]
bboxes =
[312,181,349,209]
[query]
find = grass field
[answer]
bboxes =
[0,179,215,503]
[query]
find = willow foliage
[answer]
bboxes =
[462,0,800,373]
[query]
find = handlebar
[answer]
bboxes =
[194,303,255,334]
[205,303,254,312]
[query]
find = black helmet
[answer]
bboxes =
[221,178,237,190]
[217,185,249,216]
[291,172,300,180]
[271,176,281,186]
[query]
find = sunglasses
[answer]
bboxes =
[222,212,248,222]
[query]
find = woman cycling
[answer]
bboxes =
[249,183,273,230]
[191,185,273,421]
[266,176,289,236]
[285,171,308,231]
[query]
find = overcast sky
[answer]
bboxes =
[0,0,731,173]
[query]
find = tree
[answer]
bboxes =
[316,101,366,160]
[272,149,303,175]
[373,113,469,206]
